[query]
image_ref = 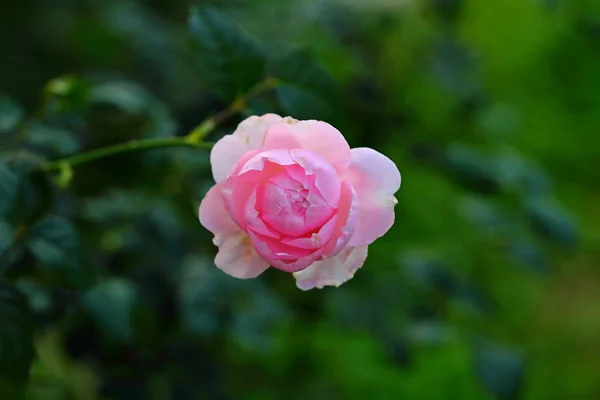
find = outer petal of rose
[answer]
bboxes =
[343,147,401,246]
[262,119,351,172]
[292,246,368,290]
[213,232,270,279]
[210,113,283,183]
[199,184,269,279]
[199,183,238,235]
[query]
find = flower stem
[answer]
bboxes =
[41,137,213,172]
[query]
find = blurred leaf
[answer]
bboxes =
[0,220,12,257]
[89,81,176,145]
[431,0,463,20]
[508,238,547,272]
[477,103,520,139]
[81,190,149,223]
[28,216,78,269]
[177,257,226,337]
[27,216,89,288]
[408,320,453,345]
[526,198,577,246]
[25,122,80,157]
[0,160,19,217]
[189,6,266,100]
[402,252,458,295]
[272,49,337,101]
[275,85,335,121]
[0,96,23,134]
[15,280,52,317]
[458,196,510,233]
[475,341,525,398]
[0,152,52,227]
[229,282,289,353]
[446,144,500,195]
[90,81,152,116]
[245,96,279,117]
[494,149,551,195]
[0,280,35,396]
[41,75,91,119]
[83,279,139,344]
[272,49,338,121]
[402,252,489,314]
[430,36,480,100]
[26,328,100,400]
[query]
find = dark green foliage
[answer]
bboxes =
[0,160,19,216]
[1,152,53,228]
[272,49,339,121]
[0,0,597,399]
[0,280,35,397]
[189,6,267,100]
[0,96,23,134]
[526,197,577,246]
[25,122,80,157]
[446,144,500,195]
[474,341,525,399]
[83,278,141,344]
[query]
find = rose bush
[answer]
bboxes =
[199,114,401,290]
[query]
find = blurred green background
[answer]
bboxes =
[1,0,599,399]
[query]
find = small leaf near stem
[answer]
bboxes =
[55,161,73,188]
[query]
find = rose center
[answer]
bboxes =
[259,167,335,237]
[287,188,310,214]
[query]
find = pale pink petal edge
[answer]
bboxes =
[292,245,368,290]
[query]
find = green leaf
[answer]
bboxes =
[189,6,267,100]
[177,257,224,336]
[474,341,525,398]
[28,216,78,268]
[90,81,153,116]
[1,151,53,227]
[526,198,577,246]
[0,160,19,217]
[275,85,335,121]
[25,122,80,157]
[446,144,500,195]
[0,97,23,134]
[272,49,339,121]
[42,75,90,117]
[0,280,35,396]
[0,220,12,257]
[88,81,177,146]
[27,216,91,288]
[272,49,338,101]
[83,279,139,344]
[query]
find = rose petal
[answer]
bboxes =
[210,114,283,182]
[213,232,270,279]
[199,183,238,236]
[256,180,357,273]
[320,180,359,257]
[343,147,401,246]
[293,245,368,290]
[262,119,351,172]
[223,159,284,230]
[199,184,269,279]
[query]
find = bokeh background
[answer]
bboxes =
[1,0,599,399]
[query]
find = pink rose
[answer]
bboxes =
[199,114,401,290]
